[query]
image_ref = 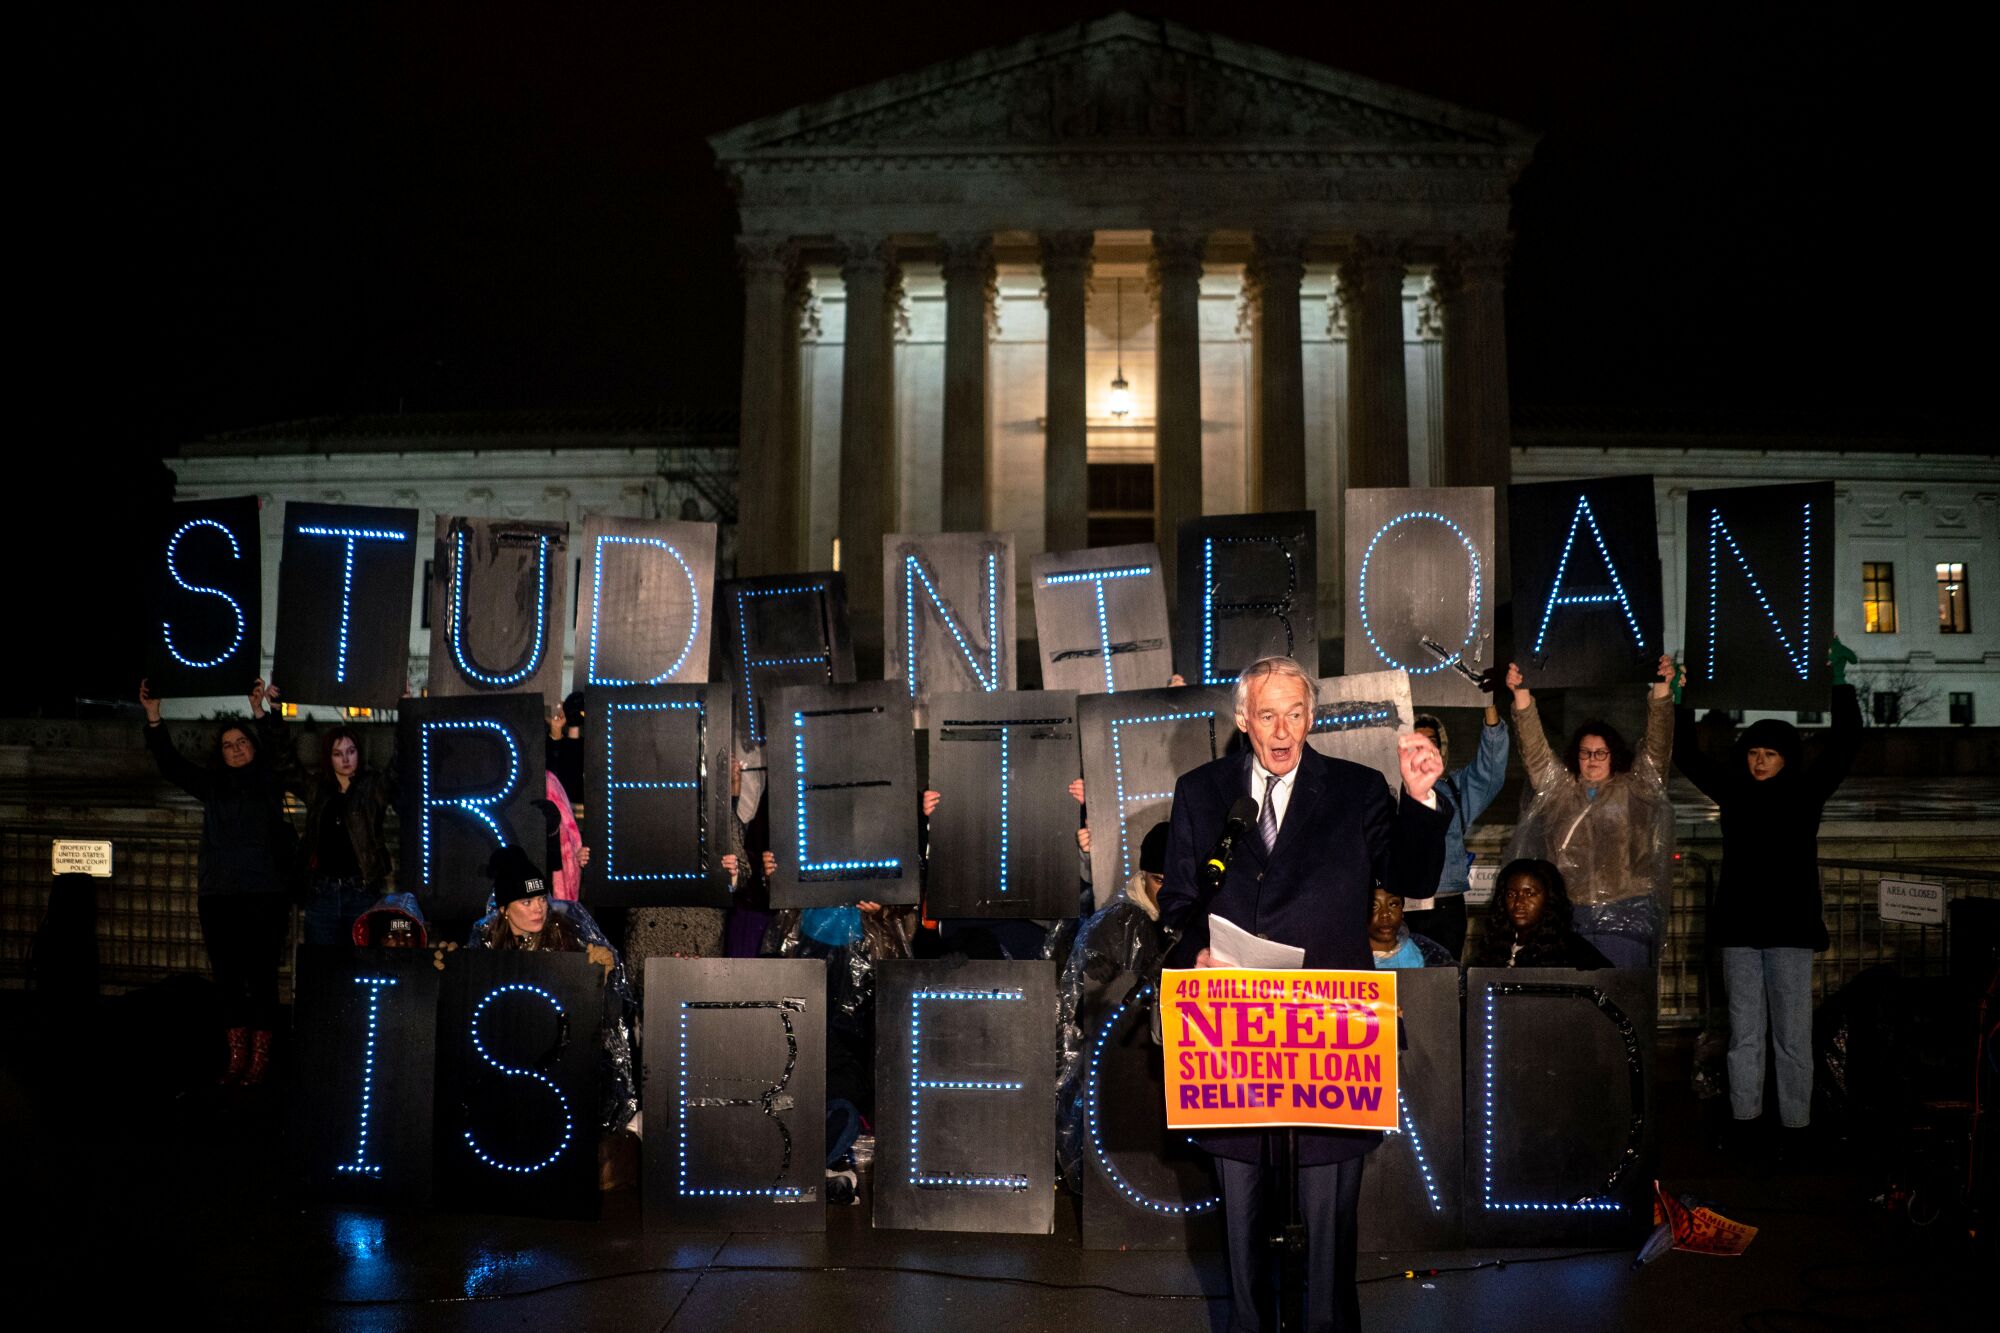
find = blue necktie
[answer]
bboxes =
[1258,777,1279,851]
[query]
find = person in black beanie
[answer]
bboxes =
[1672,640,1863,1147]
[478,845,579,953]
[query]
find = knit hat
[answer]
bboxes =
[1736,717,1802,768]
[489,844,550,908]
[1139,822,1171,875]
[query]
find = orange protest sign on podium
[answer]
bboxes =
[1160,968,1399,1132]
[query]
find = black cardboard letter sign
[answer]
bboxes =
[883,532,1016,728]
[1079,687,1238,908]
[1174,512,1317,687]
[767,681,920,908]
[584,683,732,908]
[874,959,1056,1235]
[273,501,419,708]
[396,694,547,922]
[1508,476,1663,688]
[926,690,1083,919]
[1030,543,1172,694]
[1355,966,1463,1250]
[428,516,569,704]
[291,946,440,1204]
[1345,487,1494,706]
[573,515,716,693]
[148,495,263,697]
[1306,669,1414,792]
[643,957,827,1231]
[436,951,603,1218]
[1683,480,1835,712]
[719,572,855,749]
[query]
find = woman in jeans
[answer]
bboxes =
[1673,641,1862,1147]
[141,679,293,1085]
[254,681,393,947]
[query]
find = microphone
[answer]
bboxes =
[1201,797,1261,891]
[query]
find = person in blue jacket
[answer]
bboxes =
[1403,692,1510,959]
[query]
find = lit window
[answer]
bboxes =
[343,707,374,720]
[1861,562,1896,633]
[1937,563,1971,634]
[1950,693,1976,726]
[1871,692,1901,726]
[279,702,300,718]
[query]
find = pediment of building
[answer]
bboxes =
[712,13,1535,161]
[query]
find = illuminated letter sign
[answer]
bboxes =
[767,681,921,908]
[291,946,439,1203]
[643,958,827,1231]
[396,694,547,922]
[1078,687,1237,908]
[573,516,716,693]
[147,496,262,696]
[273,501,418,708]
[1304,669,1414,793]
[428,516,569,703]
[874,960,1056,1235]
[1174,512,1317,688]
[437,952,602,1217]
[1683,480,1834,712]
[1507,476,1663,689]
[1030,543,1172,694]
[926,690,1082,919]
[719,573,855,748]
[1345,487,1494,706]
[883,532,1016,727]
[1465,966,1656,1246]
[584,683,732,908]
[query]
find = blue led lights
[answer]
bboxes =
[418,719,521,885]
[1041,565,1152,692]
[602,700,706,882]
[162,517,248,670]
[676,1000,807,1199]
[903,552,1002,698]
[792,709,901,879]
[1480,985,1623,1213]
[733,583,836,747]
[1200,537,1300,685]
[997,726,1010,895]
[335,975,399,1177]
[909,988,1029,1191]
[1311,705,1395,734]
[1386,1086,1443,1213]
[587,535,701,687]
[1083,985,1221,1216]
[464,983,574,1174]
[1358,512,1483,675]
[298,525,411,684]
[1110,711,1214,882]
[449,526,554,689]
[1703,502,1814,683]
[1531,497,1642,657]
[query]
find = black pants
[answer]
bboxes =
[198,893,291,1030]
[1216,1152,1366,1333]
[1403,895,1468,960]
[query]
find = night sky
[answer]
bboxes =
[20,3,1983,709]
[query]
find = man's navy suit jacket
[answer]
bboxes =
[1156,744,1448,1165]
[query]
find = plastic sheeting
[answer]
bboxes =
[1507,696,1676,957]
[1056,880,1168,1193]
[767,907,913,1025]
[466,896,640,1135]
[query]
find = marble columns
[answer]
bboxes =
[1341,235,1411,489]
[1150,230,1206,601]
[939,234,995,532]
[1040,231,1094,555]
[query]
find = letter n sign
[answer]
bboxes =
[1683,481,1834,712]
[884,531,1016,728]
[1507,476,1663,689]
[428,516,570,705]
[1174,512,1317,688]
[396,693,548,922]
[273,501,418,708]
[148,495,263,697]
[572,516,716,693]
[584,683,733,908]
[1344,487,1494,706]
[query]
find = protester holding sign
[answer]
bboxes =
[140,678,294,1086]
[253,681,395,947]
[1506,655,1678,966]
[1672,640,1863,1146]
[1157,655,1445,1333]
[1406,696,1510,959]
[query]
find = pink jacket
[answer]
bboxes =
[546,771,584,901]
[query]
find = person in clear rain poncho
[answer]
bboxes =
[1504,655,1678,968]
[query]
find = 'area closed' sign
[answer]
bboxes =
[1878,878,1945,926]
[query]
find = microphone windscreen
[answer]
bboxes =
[1227,796,1260,831]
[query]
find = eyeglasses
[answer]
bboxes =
[1576,747,1611,761]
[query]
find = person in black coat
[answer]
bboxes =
[140,679,294,1086]
[1468,858,1614,970]
[1157,656,1446,1333]
[1672,642,1863,1137]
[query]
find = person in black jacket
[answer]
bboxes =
[140,679,294,1086]
[1672,641,1863,1139]
[254,681,394,947]
[1469,858,1613,970]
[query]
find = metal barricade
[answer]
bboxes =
[1812,858,2000,1005]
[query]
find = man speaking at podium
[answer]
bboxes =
[1159,655,1447,1333]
